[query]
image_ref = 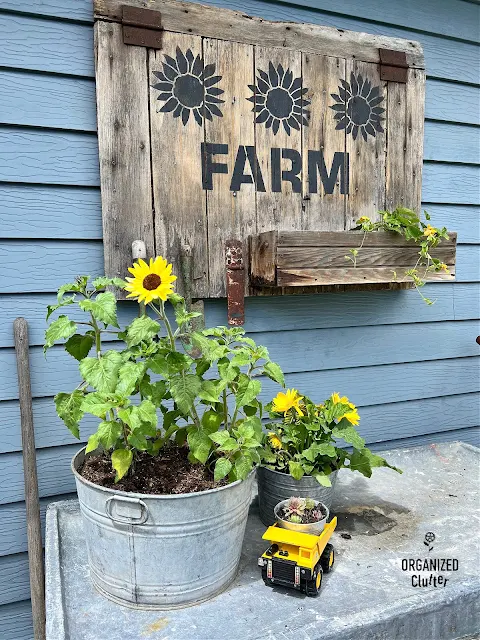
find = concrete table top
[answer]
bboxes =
[45,442,480,640]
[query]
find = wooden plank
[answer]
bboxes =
[0,13,94,77]
[254,46,303,235]
[149,32,208,297]
[277,266,455,286]
[405,68,425,213]
[423,165,480,205]
[385,80,407,212]
[0,600,33,640]
[203,38,255,297]
[0,241,104,294]
[95,21,155,290]
[344,60,387,227]
[0,70,97,132]
[0,128,99,186]
[424,121,480,164]
[0,185,102,240]
[94,0,425,67]
[301,54,346,231]
[249,231,277,286]
[2,319,480,402]
[277,245,456,269]
[277,230,457,247]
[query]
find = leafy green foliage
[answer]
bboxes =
[46,274,285,485]
[264,391,401,483]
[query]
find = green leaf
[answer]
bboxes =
[147,354,169,376]
[198,379,226,403]
[214,457,232,481]
[97,420,123,450]
[170,375,202,414]
[209,430,232,446]
[191,332,214,359]
[288,460,304,480]
[44,315,77,353]
[235,374,261,407]
[243,415,263,440]
[235,455,253,480]
[79,292,119,328]
[116,361,146,396]
[125,316,160,347]
[348,449,373,477]
[332,422,365,449]
[46,296,75,321]
[127,431,149,450]
[236,423,255,441]
[201,410,223,433]
[187,429,212,464]
[79,350,123,393]
[85,432,100,454]
[133,399,157,428]
[57,279,87,302]
[81,392,115,418]
[54,390,84,438]
[111,448,133,482]
[218,437,239,452]
[218,360,241,383]
[313,472,332,487]
[92,276,127,289]
[64,333,94,361]
[263,361,285,387]
[302,442,337,462]
[230,351,251,367]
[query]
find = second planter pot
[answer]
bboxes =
[257,466,338,526]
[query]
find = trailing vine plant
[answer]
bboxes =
[345,208,451,305]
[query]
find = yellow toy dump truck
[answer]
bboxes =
[258,517,337,596]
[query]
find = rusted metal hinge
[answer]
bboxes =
[225,240,245,326]
[379,49,409,83]
[122,6,163,49]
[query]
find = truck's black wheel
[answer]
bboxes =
[321,543,335,574]
[305,564,322,596]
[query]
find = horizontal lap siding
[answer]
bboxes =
[0,0,478,635]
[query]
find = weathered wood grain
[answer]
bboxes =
[277,230,457,247]
[149,32,208,297]
[404,68,425,212]
[204,38,255,296]
[94,0,424,67]
[254,46,303,234]
[249,231,277,286]
[345,60,386,228]
[277,245,456,269]
[95,21,155,291]
[302,54,346,231]
[278,266,455,287]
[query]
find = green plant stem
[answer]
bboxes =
[223,389,229,431]
[89,313,102,356]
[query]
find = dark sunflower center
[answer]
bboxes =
[173,74,204,108]
[266,87,293,119]
[347,95,370,126]
[143,273,162,291]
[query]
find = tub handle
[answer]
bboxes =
[105,496,149,525]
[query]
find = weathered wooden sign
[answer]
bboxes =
[94,0,425,298]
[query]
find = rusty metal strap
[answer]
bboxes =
[122,6,163,49]
[225,240,245,326]
[379,48,408,83]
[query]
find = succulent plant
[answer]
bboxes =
[281,496,325,524]
[289,515,302,524]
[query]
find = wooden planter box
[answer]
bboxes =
[249,231,457,288]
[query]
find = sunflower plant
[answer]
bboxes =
[45,257,285,484]
[346,207,451,305]
[262,390,401,485]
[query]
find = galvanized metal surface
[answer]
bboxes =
[257,466,338,526]
[72,448,255,609]
[274,498,329,535]
[47,442,480,640]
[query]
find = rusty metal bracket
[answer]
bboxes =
[225,240,245,326]
[379,49,409,83]
[122,6,163,49]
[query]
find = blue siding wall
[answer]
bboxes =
[0,0,479,636]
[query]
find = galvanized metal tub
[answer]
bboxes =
[257,466,338,526]
[72,448,255,609]
[274,498,329,535]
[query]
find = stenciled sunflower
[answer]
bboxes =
[272,389,304,416]
[268,432,283,450]
[125,257,177,304]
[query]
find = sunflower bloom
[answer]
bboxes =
[332,392,355,409]
[125,257,177,304]
[423,224,436,238]
[439,262,449,273]
[357,216,370,224]
[340,410,360,426]
[268,432,283,450]
[272,389,304,416]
